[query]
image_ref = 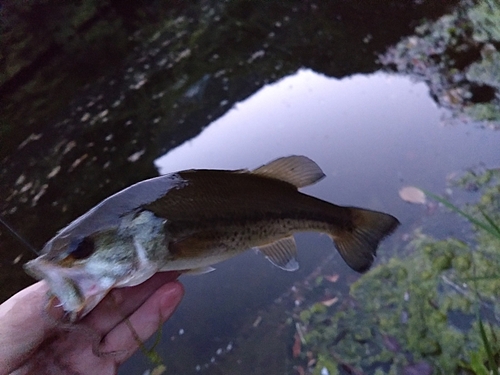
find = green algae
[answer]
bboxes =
[467,0,500,43]
[312,355,339,375]
[297,169,500,374]
[381,0,500,125]
[466,49,500,90]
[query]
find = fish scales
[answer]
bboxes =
[147,169,353,234]
[144,170,353,265]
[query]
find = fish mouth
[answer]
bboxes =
[24,257,110,322]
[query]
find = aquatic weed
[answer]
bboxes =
[296,169,500,374]
[425,187,500,375]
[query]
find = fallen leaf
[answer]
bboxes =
[399,186,426,204]
[252,316,262,327]
[12,254,23,265]
[324,274,339,283]
[382,334,401,352]
[307,358,317,367]
[292,333,301,358]
[321,297,338,307]
[151,365,166,375]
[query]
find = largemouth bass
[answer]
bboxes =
[24,155,399,321]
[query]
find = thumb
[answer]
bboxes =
[0,281,62,374]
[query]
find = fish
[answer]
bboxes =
[24,155,399,321]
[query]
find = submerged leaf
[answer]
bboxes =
[321,297,339,307]
[399,186,426,204]
[324,274,340,283]
[293,333,301,358]
[151,365,167,375]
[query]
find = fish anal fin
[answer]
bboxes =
[258,236,299,271]
[331,208,400,273]
[252,155,325,188]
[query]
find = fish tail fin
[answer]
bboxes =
[330,208,399,273]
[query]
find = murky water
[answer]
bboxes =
[2,1,499,374]
[120,70,500,374]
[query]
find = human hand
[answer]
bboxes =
[0,271,184,375]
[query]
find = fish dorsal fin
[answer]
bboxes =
[257,236,299,271]
[252,155,325,188]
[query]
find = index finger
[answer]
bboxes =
[99,280,184,364]
[83,271,181,335]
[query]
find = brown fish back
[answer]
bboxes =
[144,170,326,221]
[144,169,399,273]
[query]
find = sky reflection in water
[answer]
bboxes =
[130,70,500,374]
[156,69,496,209]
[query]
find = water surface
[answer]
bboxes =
[120,70,500,374]
[1,2,498,374]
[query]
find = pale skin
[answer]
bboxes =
[0,271,184,375]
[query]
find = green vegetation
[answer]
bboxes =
[296,168,500,374]
[381,0,500,125]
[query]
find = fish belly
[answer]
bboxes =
[159,217,328,271]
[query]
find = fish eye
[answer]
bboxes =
[68,237,95,260]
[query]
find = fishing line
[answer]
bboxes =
[0,215,39,255]
[110,292,165,365]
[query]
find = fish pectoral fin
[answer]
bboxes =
[257,236,299,271]
[182,266,216,275]
[252,155,325,188]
